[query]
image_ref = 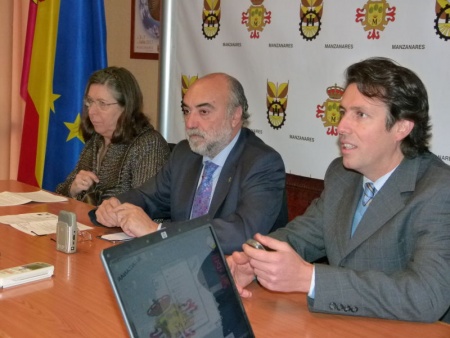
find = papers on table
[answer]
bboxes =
[0,212,91,236]
[100,232,134,242]
[0,190,67,206]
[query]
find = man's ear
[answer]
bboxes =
[231,106,243,128]
[395,119,414,141]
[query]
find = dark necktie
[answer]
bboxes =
[191,161,219,219]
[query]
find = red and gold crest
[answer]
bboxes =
[316,84,344,136]
[356,0,396,39]
[266,80,288,130]
[148,295,197,338]
[242,0,272,39]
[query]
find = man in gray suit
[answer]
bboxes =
[228,57,450,322]
[94,73,287,254]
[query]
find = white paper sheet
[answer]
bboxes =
[100,232,134,242]
[0,212,91,236]
[0,191,67,206]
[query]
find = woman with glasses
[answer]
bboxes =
[56,66,170,205]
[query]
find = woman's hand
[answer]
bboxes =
[69,170,99,197]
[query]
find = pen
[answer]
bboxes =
[31,231,46,237]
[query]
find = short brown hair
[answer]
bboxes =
[81,66,151,144]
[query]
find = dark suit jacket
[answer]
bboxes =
[117,128,287,254]
[271,152,450,323]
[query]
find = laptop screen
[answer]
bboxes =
[101,219,254,338]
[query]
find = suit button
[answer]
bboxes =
[351,306,358,313]
[329,302,338,310]
[344,306,351,312]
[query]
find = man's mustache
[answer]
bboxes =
[186,129,206,138]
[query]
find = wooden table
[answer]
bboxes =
[0,180,449,337]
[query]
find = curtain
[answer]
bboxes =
[0,1,28,180]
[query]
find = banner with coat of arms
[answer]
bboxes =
[159,0,450,179]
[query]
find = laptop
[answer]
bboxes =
[101,217,254,338]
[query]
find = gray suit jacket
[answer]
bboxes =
[270,153,450,323]
[118,128,287,254]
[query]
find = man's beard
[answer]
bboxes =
[186,124,233,158]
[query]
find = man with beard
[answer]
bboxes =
[93,73,287,254]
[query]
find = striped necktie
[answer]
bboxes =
[362,182,376,206]
[351,182,377,236]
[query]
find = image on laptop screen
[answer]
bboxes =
[101,220,254,338]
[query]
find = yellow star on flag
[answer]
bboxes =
[64,114,85,143]
[49,93,61,114]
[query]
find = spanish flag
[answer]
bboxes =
[19,0,107,190]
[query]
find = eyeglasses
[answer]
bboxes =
[84,98,119,111]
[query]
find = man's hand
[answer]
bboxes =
[95,197,121,227]
[227,252,255,298]
[244,233,313,293]
[113,203,159,237]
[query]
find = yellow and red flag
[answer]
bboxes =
[19,0,107,190]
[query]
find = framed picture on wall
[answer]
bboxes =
[130,0,160,60]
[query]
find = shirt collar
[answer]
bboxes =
[363,165,399,192]
[203,129,241,167]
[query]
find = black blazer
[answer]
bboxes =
[117,128,287,254]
